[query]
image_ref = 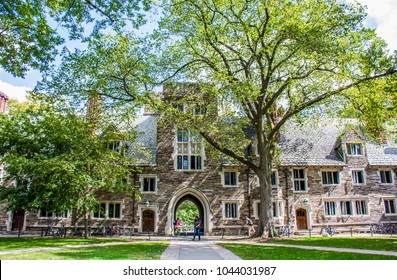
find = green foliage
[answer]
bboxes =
[0,98,136,216]
[0,0,152,77]
[36,34,153,109]
[175,200,199,226]
[337,77,397,142]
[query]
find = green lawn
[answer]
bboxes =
[269,237,397,251]
[0,237,132,251]
[0,242,169,260]
[221,243,397,260]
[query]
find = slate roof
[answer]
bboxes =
[130,116,397,167]
[278,120,346,166]
[129,115,157,165]
[366,143,397,166]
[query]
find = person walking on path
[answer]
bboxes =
[246,215,255,236]
[192,216,201,241]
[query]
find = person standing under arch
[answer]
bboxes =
[192,216,201,241]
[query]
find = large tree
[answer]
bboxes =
[35,0,397,237]
[0,0,151,77]
[152,0,397,236]
[0,98,137,237]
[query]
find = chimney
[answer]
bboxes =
[0,91,10,114]
[86,92,103,133]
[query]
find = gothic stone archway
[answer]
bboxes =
[174,194,204,233]
[167,188,212,235]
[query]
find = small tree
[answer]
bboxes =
[0,98,137,238]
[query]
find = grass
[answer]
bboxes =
[0,242,169,260]
[0,237,132,251]
[221,243,397,260]
[269,237,397,251]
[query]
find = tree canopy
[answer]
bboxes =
[0,98,137,236]
[33,0,397,237]
[0,0,151,77]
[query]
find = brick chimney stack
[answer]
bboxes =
[0,91,9,114]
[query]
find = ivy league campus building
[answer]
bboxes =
[0,85,397,236]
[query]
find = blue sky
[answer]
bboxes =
[1,0,396,102]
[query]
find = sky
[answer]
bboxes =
[1,0,396,102]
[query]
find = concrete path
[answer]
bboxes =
[160,239,241,260]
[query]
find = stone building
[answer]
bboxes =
[1,85,397,235]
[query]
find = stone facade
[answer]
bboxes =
[1,86,397,236]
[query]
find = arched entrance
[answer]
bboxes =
[142,210,155,232]
[296,208,308,230]
[167,188,212,235]
[174,195,204,233]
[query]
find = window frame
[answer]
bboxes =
[346,143,363,156]
[324,201,337,216]
[271,170,279,188]
[321,170,340,186]
[175,128,204,171]
[383,198,397,216]
[292,168,308,193]
[351,169,366,185]
[379,170,394,185]
[223,201,240,220]
[221,168,239,187]
[91,201,123,220]
[140,174,158,193]
[322,198,369,217]
[39,210,69,219]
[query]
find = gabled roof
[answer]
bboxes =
[278,120,346,166]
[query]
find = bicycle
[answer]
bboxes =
[321,225,336,237]
[238,226,248,237]
[41,223,54,237]
[55,225,66,237]
[277,225,291,237]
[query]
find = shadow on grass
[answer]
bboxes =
[0,237,132,251]
[221,243,397,260]
[269,237,397,252]
[1,242,169,260]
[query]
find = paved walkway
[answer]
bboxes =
[160,239,241,260]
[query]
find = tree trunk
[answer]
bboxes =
[255,158,274,238]
[83,210,89,239]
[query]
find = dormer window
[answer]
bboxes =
[346,143,363,155]
[176,129,203,170]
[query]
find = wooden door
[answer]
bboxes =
[296,209,307,230]
[142,210,154,232]
[12,209,25,231]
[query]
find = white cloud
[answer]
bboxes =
[358,0,397,52]
[0,80,31,102]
